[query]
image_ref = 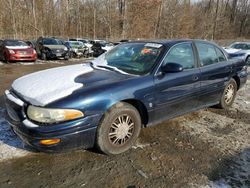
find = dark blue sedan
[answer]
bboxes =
[5,40,248,155]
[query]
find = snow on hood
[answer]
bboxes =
[6,46,29,49]
[12,64,93,106]
[224,48,242,54]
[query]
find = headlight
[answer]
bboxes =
[64,47,68,51]
[27,106,84,124]
[9,49,15,54]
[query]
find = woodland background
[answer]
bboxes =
[0,0,249,41]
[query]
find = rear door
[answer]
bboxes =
[152,42,201,122]
[194,41,233,106]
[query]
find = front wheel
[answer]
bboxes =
[40,52,47,60]
[218,79,237,109]
[64,55,69,60]
[96,102,141,155]
[3,53,9,64]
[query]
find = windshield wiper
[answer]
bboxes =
[96,65,117,72]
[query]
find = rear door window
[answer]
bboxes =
[195,42,219,66]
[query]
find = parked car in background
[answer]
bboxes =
[90,40,114,57]
[0,39,37,63]
[119,39,130,43]
[101,42,114,52]
[224,42,250,65]
[65,41,89,58]
[5,40,247,155]
[91,42,107,57]
[36,37,69,60]
[25,40,36,49]
[69,38,93,54]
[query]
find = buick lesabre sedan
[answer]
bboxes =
[5,40,247,155]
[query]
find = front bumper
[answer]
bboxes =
[8,53,37,61]
[5,90,100,152]
[47,50,69,59]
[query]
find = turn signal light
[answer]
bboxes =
[39,139,61,145]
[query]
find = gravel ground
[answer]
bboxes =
[0,60,249,188]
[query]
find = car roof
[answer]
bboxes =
[230,42,250,44]
[126,39,217,47]
[4,39,23,42]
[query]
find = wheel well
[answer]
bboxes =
[122,99,148,127]
[232,76,240,90]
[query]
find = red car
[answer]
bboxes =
[0,39,37,63]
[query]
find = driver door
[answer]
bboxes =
[152,42,201,122]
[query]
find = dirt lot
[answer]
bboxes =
[0,59,249,188]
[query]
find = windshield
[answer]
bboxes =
[43,38,60,45]
[5,40,28,47]
[230,43,250,50]
[92,42,164,75]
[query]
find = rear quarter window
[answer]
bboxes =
[215,47,227,62]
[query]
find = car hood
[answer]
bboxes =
[11,64,94,106]
[44,45,66,49]
[6,46,30,50]
[11,63,132,106]
[224,48,249,54]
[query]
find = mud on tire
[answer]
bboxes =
[96,102,141,155]
[218,79,237,109]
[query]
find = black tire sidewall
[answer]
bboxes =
[246,56,250,66]
[97,103,141,155]
[41,52,47,60]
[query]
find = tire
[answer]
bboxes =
[3,53,9,64]
[218,79,237,109]
[40,52,47,60]
[96,102,141,155]
[64,55,69,60]
[246,56,250,66]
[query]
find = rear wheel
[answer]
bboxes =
[96,102,141,155]
[218,79,237,109]
[246,56,250,65]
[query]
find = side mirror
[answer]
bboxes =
[161,63,183,73]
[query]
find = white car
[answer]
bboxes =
[224,42,250,65]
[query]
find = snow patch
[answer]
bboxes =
[208,149,250,188]
[0,107,30,161]
[12,64,93,106]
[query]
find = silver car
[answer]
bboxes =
[224,42,250,65]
